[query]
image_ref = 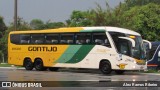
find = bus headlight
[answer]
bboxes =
[133,66,136,69]
[132,79,136,81]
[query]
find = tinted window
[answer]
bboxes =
[46,34,59,44]
[109,32,125,48]
[20,34,30,44]
[31,34,44,44]
[60,33,74,44]
[118,40,130,55]
[10,34,20,44]
[76,33,91,44]
[93,33,111,47]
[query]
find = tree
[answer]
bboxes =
[17,17,31,30]
[0,16,7,38]
[45,21,65,29]
[0,16,7,62]
[30,19,45,30]
[121,3,160,41]
[0,17,31,62]
[0,31,8,62]
[66,10,94,27]
[125,0,160,8]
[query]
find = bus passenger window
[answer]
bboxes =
[51,40,58,44]
[60,34,74,44]
[95,39,103,44]
[35,40,43,44]
[86,39,90,44]
[31,34,44,44]
[20,35,30,44]
[76,33,91,44]
[46,34,59,44]
[60,40,67,44]
[10,34,20,44]
[93,33,110,47]
[67,40,73,44]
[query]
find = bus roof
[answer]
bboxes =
[9,26,140,36]
[83,27,140,36]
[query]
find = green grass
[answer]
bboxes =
[0,63,12,67]
[143,70,160,73]
[0,63,23,68]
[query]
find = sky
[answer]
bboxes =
[0,0,124,25]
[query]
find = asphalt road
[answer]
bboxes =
[0,67,160,90]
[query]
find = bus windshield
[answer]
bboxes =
[109,32,146,60]
[131,36,146,60]
[113,34,145,60]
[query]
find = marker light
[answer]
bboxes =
[129,35,135,39]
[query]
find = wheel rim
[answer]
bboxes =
[25,59,33,70]
[102,64,109,72]
[35,61,42,69]
[35,60,43,70]
[100,61,111,74]
[26,61,31,68]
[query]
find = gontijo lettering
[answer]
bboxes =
[28,46,57,52]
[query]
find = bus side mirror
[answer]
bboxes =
[118,37,135,48]
[143,40,152,49]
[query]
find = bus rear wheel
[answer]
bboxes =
[99,61,112,74]
[115,70,125,74]
[49,67,59,71]
[34,59,45,71]
[24,58,33,70]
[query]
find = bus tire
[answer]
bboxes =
[115,70,125,74]
[99,60,112,74]
[34,58,45,71]
[24,58,33,70]
[49,67,59,71]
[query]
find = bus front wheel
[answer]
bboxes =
[34,59,45,71]
[24,58,33,70]
[99,61,112,74]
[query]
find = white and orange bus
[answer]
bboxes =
[8,27,147,74]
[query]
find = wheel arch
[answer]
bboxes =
[34,57,43,63]
[34,57,47,71]
[99,59,112,69]
[23,57,32,66]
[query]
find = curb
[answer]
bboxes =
[0,67,24,69]
[140,73,160,75]
[0,67,13,69]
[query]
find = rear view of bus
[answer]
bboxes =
[8,27,147,74]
